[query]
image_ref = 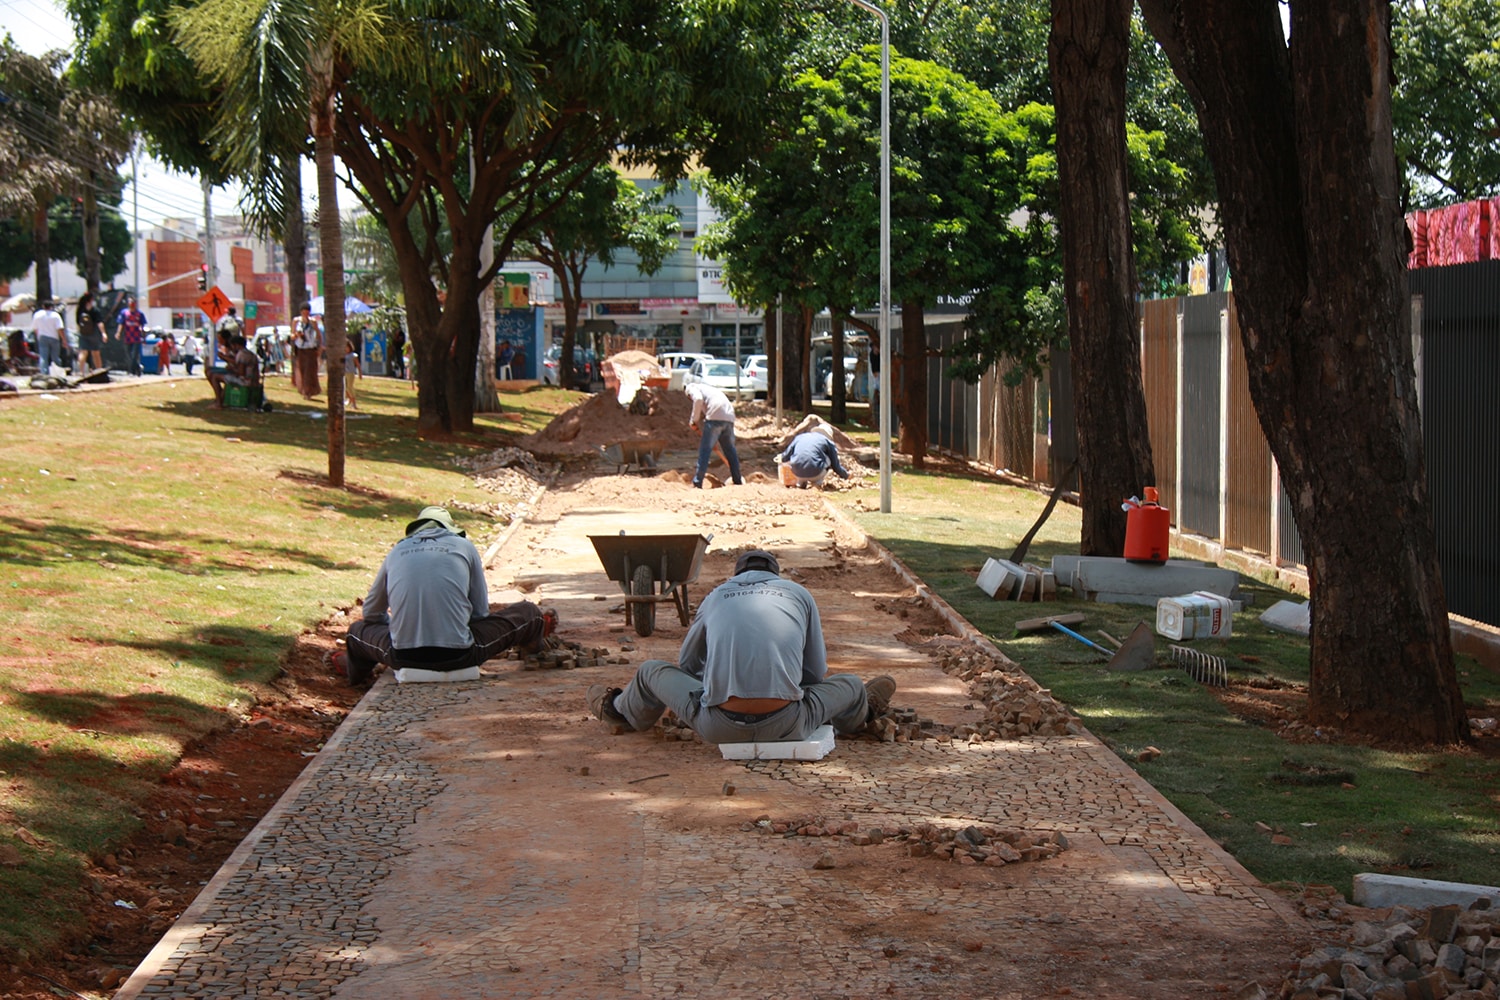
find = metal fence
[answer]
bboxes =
[924,263,1498,627]
[1410,261,1500,627]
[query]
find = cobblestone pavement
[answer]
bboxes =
[114,478,1310,999]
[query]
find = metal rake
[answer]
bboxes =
[1168,644,1228,687]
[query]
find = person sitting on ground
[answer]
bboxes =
[778,425,850,489]
[205,334,261,407]
[7,329,39,372]
[337,506,556,685]
[588,549,894,743]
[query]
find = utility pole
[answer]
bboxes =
[202,176,217,360]
[131,144,142,301]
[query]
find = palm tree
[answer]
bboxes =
[174,0,394,487]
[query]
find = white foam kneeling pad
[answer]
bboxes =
[394,665,481,684]
[720,725,835,761]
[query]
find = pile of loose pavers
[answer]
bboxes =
[1279,902,1500,999]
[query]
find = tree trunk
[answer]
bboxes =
[779,305,808,413]
[830,313,847,425]
[313,91,346,488]
[559,259,585,388]
[766,302,780,411]
[897,298,928,467]
[1049,0,1156,557]
[284,158,308,314]
[32,203,52,305]
[559,260,583,391]
[1138,0,1466,743]
[82,174,102,295]
[474,214,499,413]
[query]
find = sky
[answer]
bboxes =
[2,0,261,229]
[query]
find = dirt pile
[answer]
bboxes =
[518,387,701,457]
[518,389,786,459]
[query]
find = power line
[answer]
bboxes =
[1,112,236,224]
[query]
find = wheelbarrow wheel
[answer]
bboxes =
[631,564,656,637]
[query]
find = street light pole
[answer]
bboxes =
[843,0,892,512]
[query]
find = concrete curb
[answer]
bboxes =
[482,461,560,570]
[820,496,1309,931]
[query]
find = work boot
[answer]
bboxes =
[518,607,560,656]
[864,675,897,722]
[587,685,632,735]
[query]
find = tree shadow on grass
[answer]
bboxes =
[3,686,220,743]
[0,517,351,573]
[154,397,521,476]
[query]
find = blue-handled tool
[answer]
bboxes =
[1049,620,1116,656]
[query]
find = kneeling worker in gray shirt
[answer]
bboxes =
[338,505,554,684]
[588,549,894,742]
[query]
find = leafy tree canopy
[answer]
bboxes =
[65,0,229,179]
[1392,0,1500,207]
[698,48,1201,384]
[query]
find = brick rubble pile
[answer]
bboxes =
[933,642,1087,740]
[1277,902,1500,1000]
[740,814,1068,867]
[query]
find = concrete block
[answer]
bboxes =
[1074,559,1244,608]
[394,665,482,684]
[976,557,1024,600]
[1351,873,1500,911]
[1260,599,1311,636]
[1051,554,1214,590]
[719,725,835,761]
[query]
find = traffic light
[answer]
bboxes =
[197,263,209,291]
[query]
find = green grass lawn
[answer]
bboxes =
[832,464,1500,897]
[0,373,581,961]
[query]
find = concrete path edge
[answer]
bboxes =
[109,673,398,1000]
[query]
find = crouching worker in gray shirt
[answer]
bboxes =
[587,549,894,742]
[337,505,554,684]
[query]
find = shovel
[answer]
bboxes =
[1102,622,1155,672]
[1017,613,1155,670]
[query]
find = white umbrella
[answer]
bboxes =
[1,293,37,312]
[308,295,375,316]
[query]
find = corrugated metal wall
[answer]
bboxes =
[1224,297,1274,555]
[1410,261,1500,627]
[926,320,1037,475]
[1178,293,1226,537]
[1140,299,1179,525]
[919,271,1493,627]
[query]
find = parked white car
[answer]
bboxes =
[684,358,762,400]
[741,354,769,386]
[823,356,859,397]
[657,352,715,390]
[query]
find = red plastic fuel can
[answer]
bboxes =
[1123,487,1170,564]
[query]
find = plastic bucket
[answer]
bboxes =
[1156,591,1235,640]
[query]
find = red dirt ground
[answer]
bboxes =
[0,618,364,1000]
